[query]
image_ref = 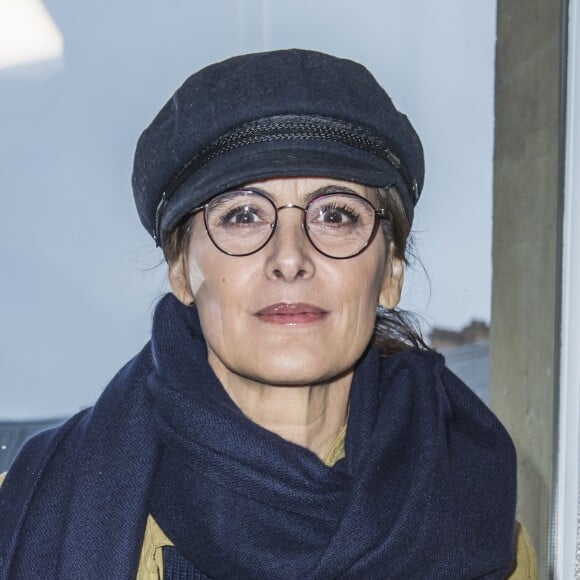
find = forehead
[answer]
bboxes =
[240,176,378,202]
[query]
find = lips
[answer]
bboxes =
[255,303,329,324]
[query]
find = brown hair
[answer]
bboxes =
[162,185,429,356]
[373,186,429,354]
[162,212,194,281]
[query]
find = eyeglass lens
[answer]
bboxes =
[204,190,379,258]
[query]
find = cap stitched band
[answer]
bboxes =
[153,114,418,245]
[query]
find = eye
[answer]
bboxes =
[206,191,275,234]
[310,202,360,226]
[219,205,264,226]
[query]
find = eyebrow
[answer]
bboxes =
[247,184,363,204]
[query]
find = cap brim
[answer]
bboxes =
[160,139,411,238]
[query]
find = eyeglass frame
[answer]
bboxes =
[187,188,390,260]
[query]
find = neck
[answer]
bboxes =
[209,359,351,460]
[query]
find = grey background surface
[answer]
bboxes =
[0,0,496,418]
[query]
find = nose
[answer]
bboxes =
[264,205,315,281]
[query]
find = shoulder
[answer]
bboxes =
[379,348,474,403]
[508,522,538,579]
[380,347,442,367]
[9,412,88,467]
[0,412,89,512]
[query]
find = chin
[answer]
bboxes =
[244,358,353,387]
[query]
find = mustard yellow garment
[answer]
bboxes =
[0,428,537,579]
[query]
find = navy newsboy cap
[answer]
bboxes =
[132,49,424,245]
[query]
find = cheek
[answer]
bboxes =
[185,222,210,297]
[186,257,205,297]
[193,281,230,358]
[342,253,388,331]
[189,254,248,346]
[354,249,388,301]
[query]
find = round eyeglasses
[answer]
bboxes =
[190,189,388,259]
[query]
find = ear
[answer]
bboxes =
[168,259,194,305]
[378,244,404,309]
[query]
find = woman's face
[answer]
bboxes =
[170,177,404,389]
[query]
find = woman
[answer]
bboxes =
[0,50,535,579]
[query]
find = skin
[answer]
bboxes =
[170,176,404,459]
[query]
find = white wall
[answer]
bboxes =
[557,1,580,576]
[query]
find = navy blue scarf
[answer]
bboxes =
[0,294,516,579]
